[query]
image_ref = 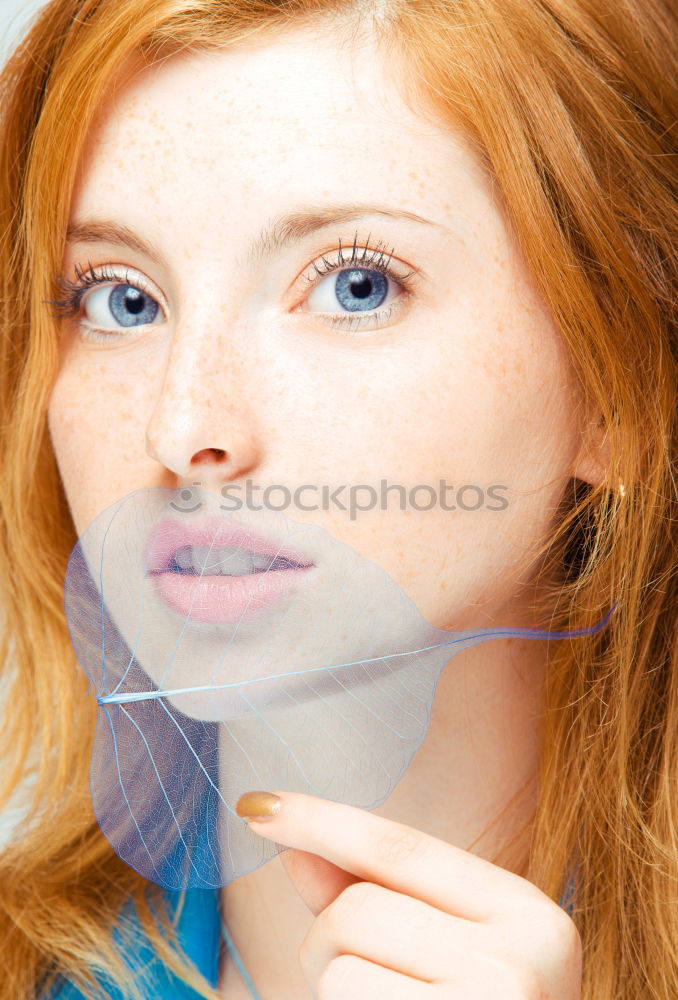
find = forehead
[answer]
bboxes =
[69,26,497,264]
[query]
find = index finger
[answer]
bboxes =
[236,790,542,922]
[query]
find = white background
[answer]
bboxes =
[0,0,49,65]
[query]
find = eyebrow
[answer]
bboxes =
[66,220,165,263]
[245,204,441,268]
[66,203,443,269]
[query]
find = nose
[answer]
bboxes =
[145,325,264,492]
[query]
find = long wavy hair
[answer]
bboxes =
[0,1,676,997]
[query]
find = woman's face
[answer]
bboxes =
[47,24,598,633]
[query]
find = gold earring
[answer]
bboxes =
[618,483,626,497]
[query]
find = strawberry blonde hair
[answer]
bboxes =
[0,1,676,997]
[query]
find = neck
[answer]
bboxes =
[219,635,548,997]
[371,634,546,874]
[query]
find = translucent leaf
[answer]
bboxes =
[64,487,616,889]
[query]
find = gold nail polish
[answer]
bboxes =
[236,791,282,822]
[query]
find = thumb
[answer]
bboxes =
[279,847,362,915]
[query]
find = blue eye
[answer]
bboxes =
[323,267,390,313]
[47,263,165,342]
[299,235,420,333]
[83,283,161,329]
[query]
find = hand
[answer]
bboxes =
[236,790,582,999]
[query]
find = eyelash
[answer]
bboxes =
[47,230,421,342]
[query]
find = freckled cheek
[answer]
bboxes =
[47,361,150,517]
[308,379,458,483]
[319,337,493,480]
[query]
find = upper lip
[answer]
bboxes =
[144,515,315,574]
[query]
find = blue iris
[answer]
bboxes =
[334,268,388,312]
[108,285,159,327]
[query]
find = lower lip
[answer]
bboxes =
[147,566,315,624]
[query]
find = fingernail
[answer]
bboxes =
[236,791,282,822]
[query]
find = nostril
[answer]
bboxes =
[192,447,227,463]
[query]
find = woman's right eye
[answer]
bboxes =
[48,264,168,343]
[82,283,164,332]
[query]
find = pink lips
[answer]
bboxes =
[144,515,315,625]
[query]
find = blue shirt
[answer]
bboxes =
[45,878,576,998]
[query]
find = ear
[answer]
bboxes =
[571,406,611,489]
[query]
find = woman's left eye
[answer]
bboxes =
[296,241,419,333]
[304,262,398,317]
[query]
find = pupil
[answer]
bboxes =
[125,288,145,315]
[349,275,373,300]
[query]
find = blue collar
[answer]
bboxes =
[45,887,221,999]
[165,887,222,990]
